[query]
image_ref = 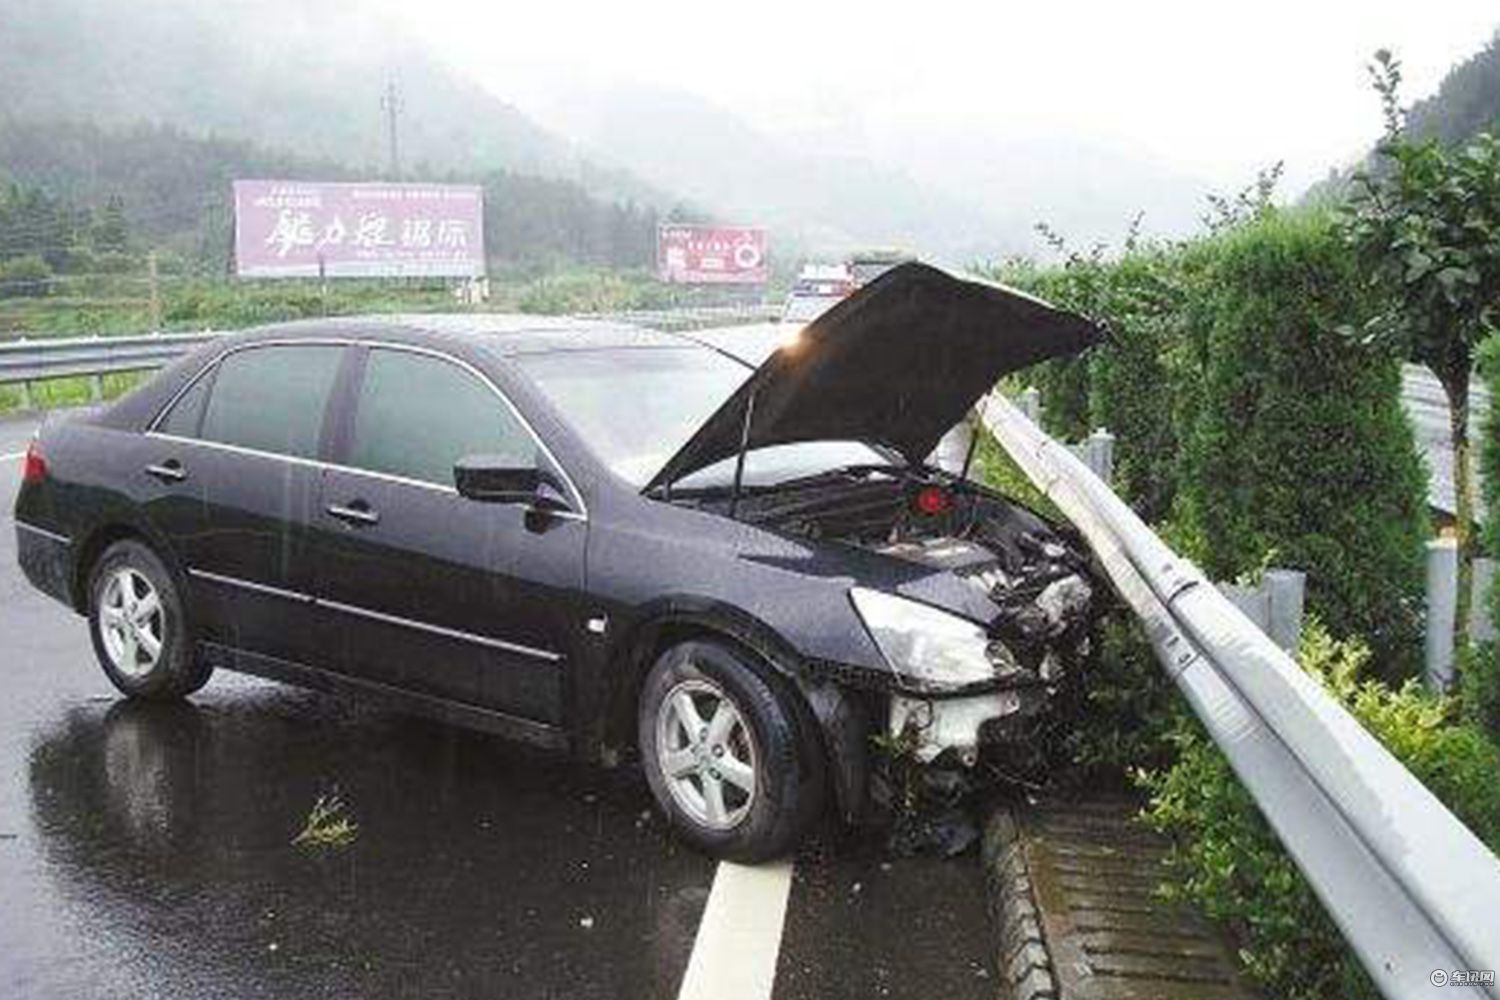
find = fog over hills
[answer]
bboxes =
[522,78,1216,262]
[0,0,663,205]
[2,0,1222,263]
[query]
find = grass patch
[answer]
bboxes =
[291,792,359,852]
[0,370,151,415]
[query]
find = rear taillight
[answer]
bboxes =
[21,440,47,483]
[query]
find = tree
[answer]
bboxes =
[93,194,130,253]
[1341,50,1500,658]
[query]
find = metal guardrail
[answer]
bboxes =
[984,392,1500,1000]
[0,332,219,384]
[0,306,780,391]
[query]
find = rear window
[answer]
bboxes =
[198,344,344,460]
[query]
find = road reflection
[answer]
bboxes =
[24,685,713,1000]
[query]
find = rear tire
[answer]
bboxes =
[87,540,210,701]
[638,638,824,861]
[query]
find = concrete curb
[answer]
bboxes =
[982,798,1258,1000]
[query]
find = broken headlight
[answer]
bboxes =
[849,587,1017,694]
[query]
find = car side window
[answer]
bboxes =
[198,345,344,460]
[156,369,213,438]
[348,348,537,487]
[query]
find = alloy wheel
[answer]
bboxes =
[99,567,165,679]
[655,677,758,830]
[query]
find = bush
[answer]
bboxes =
[0,254,53,298]
[1141,622,1500,1000]
[1060,610,1179,786]
[1475,334,1500,733]
[1172,211,1429,677]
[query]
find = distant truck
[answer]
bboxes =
[779,263,857,324]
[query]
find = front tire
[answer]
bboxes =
[638,639,824,861]
[87,539,209,701]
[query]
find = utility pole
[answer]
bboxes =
[380,77,403,180]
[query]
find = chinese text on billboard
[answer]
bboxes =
[234,180,485,278]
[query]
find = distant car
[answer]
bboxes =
[14,263,1101,860]
[780,264,856,324]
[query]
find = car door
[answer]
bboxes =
[309,344,586,725]
[145,341,346,665]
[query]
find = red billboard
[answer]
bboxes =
[233,180,485,278]
[657,224,768,284]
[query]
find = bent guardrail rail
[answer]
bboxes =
[984,392,1500,1000]
[0,306,780,389]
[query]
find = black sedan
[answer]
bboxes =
[14,263,1101,860]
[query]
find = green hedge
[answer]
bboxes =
[1468,334,1500,733]
[1172,212,1429,675]
[1000,251,1185,522]
[998,211,1428,675]
[1142,622,1500,1000]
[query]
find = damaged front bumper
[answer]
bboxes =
[888,686,1049,767]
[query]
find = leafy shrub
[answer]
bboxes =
[1172,211,1429,677]
[0,254,53,298]
[1141,622,1500,1000]
[1474,334,1500,733]
[1060,610,1179,786]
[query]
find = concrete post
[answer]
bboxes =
[1471,557,1496,643]
[1088,428,1115,483]
[1019,386,1041,424]
[1218,581,1269,632]
[1426,538,1458,691]
[1264,569,1306,655]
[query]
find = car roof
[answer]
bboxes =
[219,313,707,357]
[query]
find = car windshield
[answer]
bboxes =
[514,346,891,488]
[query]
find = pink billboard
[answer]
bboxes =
[233,180,485,278]
[658,224,768,284]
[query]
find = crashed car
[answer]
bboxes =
[13,262,1101,861]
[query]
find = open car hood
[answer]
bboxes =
[644,262,1103,492]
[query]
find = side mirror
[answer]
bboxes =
[454,455,569,510]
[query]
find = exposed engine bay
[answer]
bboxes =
[685,464,1099,765]
[700,466,1095,656]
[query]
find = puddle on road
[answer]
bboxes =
[14,684,714,1000]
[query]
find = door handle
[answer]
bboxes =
[145,460,187,483]
[327,501,380,526]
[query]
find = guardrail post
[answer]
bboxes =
[1426,538,1458,691]
[1217,580,1269,631]
[88,374,104,402]
[1264,568,1306,655]
[1473,557,1496,643]
[1087,428,1114,483]
[18,380,33,411]
[1019,386,1041,424]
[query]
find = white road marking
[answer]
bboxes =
[1,451,25,462]
[676,860,795,1000]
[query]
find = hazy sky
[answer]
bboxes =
[365,0,1498,194]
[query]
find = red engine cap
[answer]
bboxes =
[914,485,952,516]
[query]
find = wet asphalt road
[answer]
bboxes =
[0,412,996,1000]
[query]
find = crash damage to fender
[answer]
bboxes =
[647,262,1105,818]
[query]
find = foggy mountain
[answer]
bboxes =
[0,0,664,206]
[2,0,1217,264]
[525,79,1214,262]
[528,81,1021,262]
[1304,28,1500,204]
